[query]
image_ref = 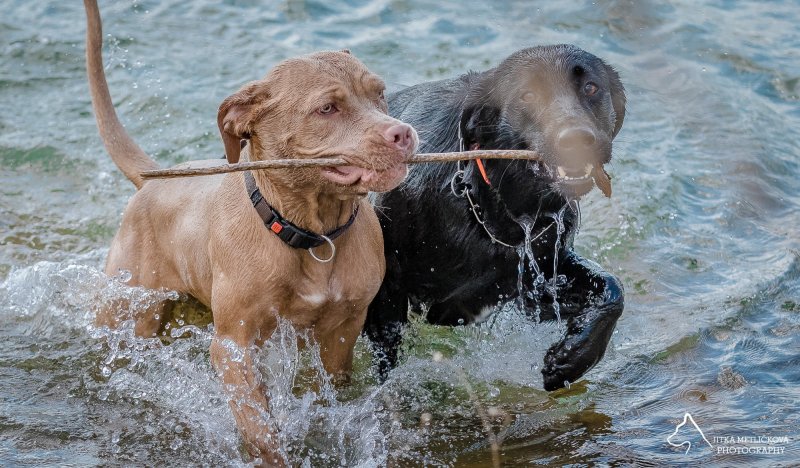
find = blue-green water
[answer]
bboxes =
[1,0,799,466]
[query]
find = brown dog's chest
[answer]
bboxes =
[295,277,347,307]
[285,267,379,327]
[208,193,385,340]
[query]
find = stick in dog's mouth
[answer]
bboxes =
[553,163,612,198]
[592,166,612,198]
[139,150,542,180]
[139,150,615,198]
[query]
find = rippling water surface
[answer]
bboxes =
[1,1,799,466]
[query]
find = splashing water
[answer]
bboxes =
[89,295,392,466]
[516,221,544,320]
[4,0,800,465]
[250,320,389,467]
[545,204,571,324]
[13,256,557,465]
[0,259,394,465]
[514,203,572,324]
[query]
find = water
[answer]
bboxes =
[1,0,799,465]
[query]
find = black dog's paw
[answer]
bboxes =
[540,294,623,391]
[542,346,574,391]
[541,334,599,391]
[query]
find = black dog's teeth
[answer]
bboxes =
[557,164,594,181]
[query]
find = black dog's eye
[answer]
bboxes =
[584,82,599,96]
[318,103,338,115]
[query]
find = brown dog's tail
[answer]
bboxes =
[84,0,158,189]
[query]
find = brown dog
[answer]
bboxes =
[83,0,417,463]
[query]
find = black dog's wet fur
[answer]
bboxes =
[365,45,626,391]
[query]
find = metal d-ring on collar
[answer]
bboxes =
[309,235,336,263]
[244,171,357,262]
[450,160,554,249]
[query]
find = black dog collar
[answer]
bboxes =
[450,161,554,249]
[244,171,359,250]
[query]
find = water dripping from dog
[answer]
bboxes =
[515,202,575,324]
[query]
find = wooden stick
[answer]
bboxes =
[139,150,543,180]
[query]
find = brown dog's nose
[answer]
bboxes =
[383,124,414,151]
[556,127,596,152]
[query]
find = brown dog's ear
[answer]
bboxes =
[604,63,626,138]
[217,81,265,163]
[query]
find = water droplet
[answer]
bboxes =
[488,386,500,398]
[101,366,112,377]
[564,380,571,389]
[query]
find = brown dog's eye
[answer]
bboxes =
[584,82,599,96]
[318,103,338,115]
[379,90,385,101]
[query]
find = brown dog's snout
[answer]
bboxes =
[556,127,597,153]
[383,124,414,152]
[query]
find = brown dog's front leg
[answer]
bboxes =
[210,335,286,467]
[94,297,169,338]
[316,312,366,385]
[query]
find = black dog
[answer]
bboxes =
[364,45,627,391]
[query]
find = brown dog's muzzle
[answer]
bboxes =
[321,121,417,193]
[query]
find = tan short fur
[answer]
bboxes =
[84,0,417,463]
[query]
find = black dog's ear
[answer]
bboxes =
[459,103,501,150]
[604,64,626,138]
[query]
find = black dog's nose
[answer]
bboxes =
[556,127,596,151]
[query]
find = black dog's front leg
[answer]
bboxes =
[364,281,409,381]
[540,251,624,391]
